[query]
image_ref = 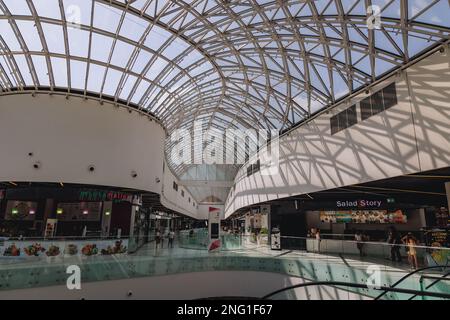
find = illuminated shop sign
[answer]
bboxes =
[320,209,407,224]
[79,190,134,203]
[336,200,384,208]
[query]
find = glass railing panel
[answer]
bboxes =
[1,234,449,300]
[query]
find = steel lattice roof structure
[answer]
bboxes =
[0,0,449,202]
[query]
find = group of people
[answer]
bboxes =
[309,226,421,269]
[354,227,420,269]
[387,227,419,270]
[155,229,175,249]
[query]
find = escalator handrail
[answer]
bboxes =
[375,264,449,300]
[261,281,450,300]
[407,271,450,300]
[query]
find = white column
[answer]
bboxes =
[101,201,112,237]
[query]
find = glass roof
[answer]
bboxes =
[0,0,449,180]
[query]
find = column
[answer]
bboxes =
[446,182,450,211]
[101,201,113,237]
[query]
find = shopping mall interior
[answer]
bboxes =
[0,0,449,302]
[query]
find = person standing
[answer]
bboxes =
[387,227,402,263]
[402,233,419,270]
[168,229,175,248]
[155,229,161,249]
[355,231,365,257]
[315,229,321,253]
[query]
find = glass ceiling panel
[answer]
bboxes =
[16,21,43,52]
[0,20,21,51]
[64,0,92,26]
[14,54,33,86]
[31,55,50,86]
[51,57,68,87]
[3,0,31,15]
[42,23,65,55]
[34,0,61,20]
[90,33,114,62]
[67,28,90,57]
[0,0,448,180]
[69,59,86,89]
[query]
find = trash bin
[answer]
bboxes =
[271,227,281,250]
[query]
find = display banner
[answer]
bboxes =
[424,229,449,266]
[0,239,128,257]
[208,207,221,252]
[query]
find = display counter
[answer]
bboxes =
[306,238,425,258]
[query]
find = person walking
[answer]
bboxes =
[168,229,175,248]
[387,227,402,263]
[155,229,161,250]
[355,231,365,258]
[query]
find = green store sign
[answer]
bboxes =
[79,190,133,203]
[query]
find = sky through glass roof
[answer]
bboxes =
[0,0,449,182]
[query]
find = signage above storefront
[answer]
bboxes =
[336,200,384,208]
[79,190,137,203]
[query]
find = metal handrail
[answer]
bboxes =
[407,272,450,300]
[262,280,450,300]
[375,265,449,300]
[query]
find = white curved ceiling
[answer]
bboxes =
[0,0,449,186]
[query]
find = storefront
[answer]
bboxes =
[0,186,141,239]
[303,198,429,240]
[234,205,270,245]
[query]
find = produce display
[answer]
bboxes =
[45,245,60,256]
[81,244,98,256]
[101,240,127,255]
[3,244,20,256]
[23,243,45,256]
[64,244,78,255]
[1,239,127,257]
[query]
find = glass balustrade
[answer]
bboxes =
[0,233,448,299]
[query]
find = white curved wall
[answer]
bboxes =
[0,93,199,218]
[0,93,164,192]
[225,48,450,217]
[160,162,199,217]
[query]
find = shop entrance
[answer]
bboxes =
[270,202,307,250]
